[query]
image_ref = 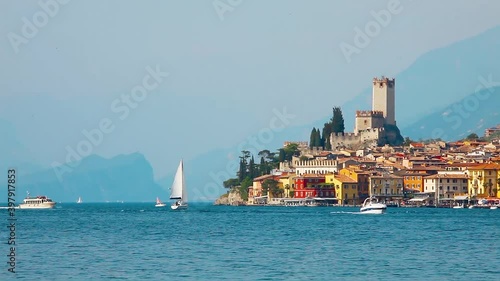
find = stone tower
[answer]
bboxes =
[372,77,396,126]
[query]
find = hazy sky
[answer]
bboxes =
[1,0,500,178]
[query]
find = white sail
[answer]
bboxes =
[170,160,184,200]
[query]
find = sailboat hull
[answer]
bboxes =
[171,203,188,210]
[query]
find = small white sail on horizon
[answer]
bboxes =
[155,197,166,207]
[170,159,188,210]
[77,197,82,204]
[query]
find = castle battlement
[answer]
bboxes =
[373,76,395,88]
[356,110,384,118]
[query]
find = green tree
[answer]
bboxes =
[238,150,251,181]
[322,122,333,150]
[331,106,345,134]
[309,128,317,148]
[466,133,479,140]
[278,149,286,162]
[223,178,240,189]
[283,143,299,161]
[403,137,412,146]
[238,176,252,201]
[259,156,266,176]
[248,156,256,179]
[314,128,321,147]
[262,179,281,197]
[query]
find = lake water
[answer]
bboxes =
[2,203,499,280]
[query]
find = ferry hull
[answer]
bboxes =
[18,203,56,209]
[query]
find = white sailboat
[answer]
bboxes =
[155,197,166,207]
[170,159,188,210]
[77,197,82,204]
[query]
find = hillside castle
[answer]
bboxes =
[330,77,397,148]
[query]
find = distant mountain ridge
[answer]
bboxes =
[340,25,500,131]
[402,86,500,141]
[12,153,163,203]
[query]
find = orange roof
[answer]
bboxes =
[467,163,500,170]
[333,174,357,183]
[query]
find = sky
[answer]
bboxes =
[1,0,500,178]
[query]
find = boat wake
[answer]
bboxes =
[330,211,384,215]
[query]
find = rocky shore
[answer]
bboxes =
[214,188,247,206]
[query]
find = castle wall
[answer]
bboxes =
[355,111,385,133]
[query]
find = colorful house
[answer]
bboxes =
[327,174,358,205]
[338,166,370,201]
[279,173,297,198]
[369,174,404,203]
[466,163,500,198]
[294,174,334,199]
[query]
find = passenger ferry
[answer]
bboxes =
[18,192,56,209]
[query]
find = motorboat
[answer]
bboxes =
[453,204,464,209]
[18,192,56,209]
[360,197,386,214]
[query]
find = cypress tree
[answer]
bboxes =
[309,127,317,148]
[332,106,345,134]
[314,128,321,147]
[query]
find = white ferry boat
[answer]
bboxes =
[18,192,56,209]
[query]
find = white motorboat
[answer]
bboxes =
[155,197,166,207]
[170,159,188,210]
[491,205,498,210]
[18,192,56,209]
[360,197,386,214]
[453,204,464,209]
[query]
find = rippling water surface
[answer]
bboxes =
[2,203,499,280]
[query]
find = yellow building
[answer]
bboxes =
[279,173,297,198]
[369,174,404,204]
[467,163,500,198]
[325,174,358,205]
[339,166,370,200]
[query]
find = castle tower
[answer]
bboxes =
[372,77,396,126]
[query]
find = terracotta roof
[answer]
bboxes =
[333,174,357,183]
[253,174,275,181]
[467,163,500,170]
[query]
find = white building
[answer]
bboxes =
[423,173,469,201]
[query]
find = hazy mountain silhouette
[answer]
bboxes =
[14,153,163,203]
[402,86,500,141]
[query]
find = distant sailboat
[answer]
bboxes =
[170,159,188,210]
[155,197,166,207]
[77,197,82,204]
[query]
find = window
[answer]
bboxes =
[453,179,457,183]
[417,184,421,188]
[439,186,442,190]
[447,179,450,183]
